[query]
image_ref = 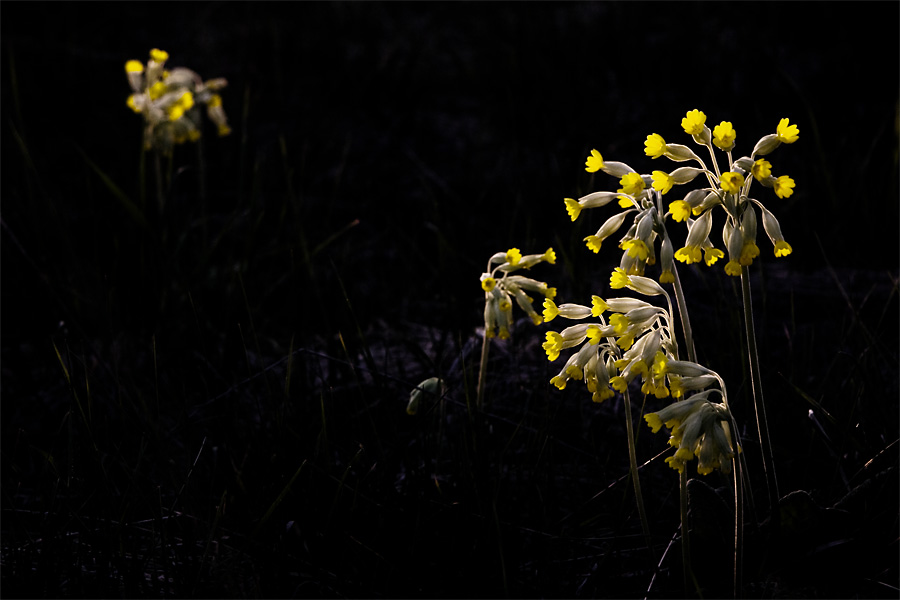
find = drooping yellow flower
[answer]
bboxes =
[669,200,692,222]
[776,118,799,144]
[543,248,557,264]
[481,275,496,292]
[585,149,604,173]
[751,159,772,180]
[584,236,603,253]
[774,175,795,198]
[675,245,702,264]
[712,121,737,151]
[681,109,706,135]
[724,260,742,276]
[774,240,793,257]
[617,172,645,196]
[651,170,674,195]
[610,267,630,289]
[703,247,724,266]
[720,171,745,194]
[644,133,667,159]
[623,239,650,260]
[739,242,760,266]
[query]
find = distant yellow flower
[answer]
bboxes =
[675,245,702,264]
[623,239,650,260]
[481,276,496,292]
[610,267,630,289]
[724,260,742,276]
[644,133,667,159]
[585,149,604,173]
[776,118,799,144]
[720,171,745,194]
[149,48,169,63]
[681,109,706,135]
[506,248,522,265]
[703,247,724,266]
[739,242,760,266]
[774,175,795,198]
[543,248,557,264]
[617,172,645,196]
[125,60,144,73]
[713,121,737,151]
[584,235,603,253]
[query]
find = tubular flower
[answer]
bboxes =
[682,109,707,135]
[739,242,760,266]
[585,149,605,173]
[506,248,522,266]
[720,171,745,194]
[712,121,737,151]
[773,175,795,199]
[776,118,799,144]
[564,198,582,221]
[751,159,772,180]
[618,172,646,196]
[702,245,724,266]
[610,267,631,289]
[622,239,650,261]
[669,200,692,222]
[758,204,793,257]
[652,170,674,195]
[644,133,668,159]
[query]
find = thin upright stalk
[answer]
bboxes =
[623,387,653,561]
[671,264,696,363]
[476,333,490,410]
[679,469,692,593]
[740,266,779,516]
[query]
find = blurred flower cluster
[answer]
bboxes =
[479,247,557,339]
[125,48,231,153]
[569,110,799,279]
[542,267,736,474]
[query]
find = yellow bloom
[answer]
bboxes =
[644,133,667,159]
[550,375,568,390]
[585,149,604,173]
[724,260,742,276]
[584,236,603,253]
[774,240,793,257]
[506,248,522,265]
[675,246,702,264]
[720,171,745,194]
[669,200,692,222]
[703,247,724,266]
[543,248,557,264]
[543,298,559,322]
[651,170,674,195]
[564,197,582,221]
[776,118,799,144]
[481,276,496,292]
[591,295,608,316]
[681,109,706,135]
[739,242,760,266]
[125,60,144,73]
[617,172,645,196]
[751,159,772,180]
[149,48,169,63]
[774,175,795,198]
[623,239,650,260]
[610,267,630,289]
[712,121,736,151]
[126,94,141,113]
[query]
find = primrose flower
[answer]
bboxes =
[669,200,691,223]
[720,172,745,194]
[751,159,772,180]
[681,109,707,136]
[776,118,800,144]
[644,395,735,475]
[645,134,668,159]
[773,175,795,199]
[585,149,605,173]
[618,172,646,196]
[651,171,674,195]
[712,121,737,151]
[125,49,230,153]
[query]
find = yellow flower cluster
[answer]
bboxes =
[480,247,557,339]
[125,48,231,153]
[570,110,799,281]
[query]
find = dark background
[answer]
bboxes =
[2,2,898,598]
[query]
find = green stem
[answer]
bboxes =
[623,387,654,562]
[740,265,779,514]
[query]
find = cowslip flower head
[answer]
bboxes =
[481,247,555,338]
[585,149,604,172]
[651,170,674,195]
[712,121,737,151]
[681,109,706,136]
[618,172,646,196]
[751,159,772,180]
[776,118,799,144]
[125,49,230,153]
[773,175,795,199]
[720,172,745,194]
[645,133,668,159]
